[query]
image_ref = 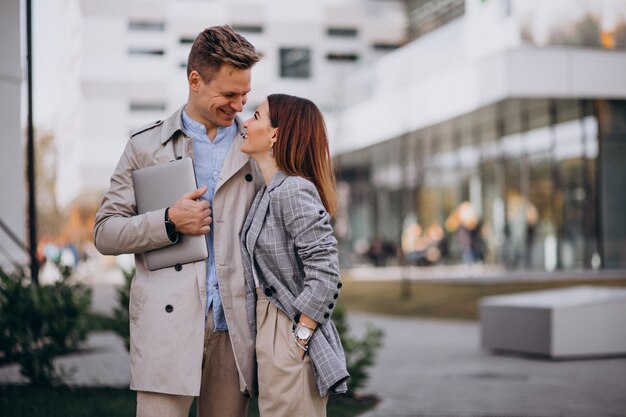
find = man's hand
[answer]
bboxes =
[167,186,211,235]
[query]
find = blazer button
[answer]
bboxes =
[245,173,253,182]
[264,287,273,297]
[165,305,174,313]
[324,313,330,319]
[174,263,182,271]
[337,282,342,289]
[328,303,334,309]
[333,293,338,299]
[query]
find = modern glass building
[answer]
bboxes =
[331,0,626,271]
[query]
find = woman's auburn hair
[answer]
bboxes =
[267,94,338,217]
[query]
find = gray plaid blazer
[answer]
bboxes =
[240,171,349,396]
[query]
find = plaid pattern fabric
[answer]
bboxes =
[240,172,349,396]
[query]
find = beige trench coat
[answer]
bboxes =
[94,106,259,396]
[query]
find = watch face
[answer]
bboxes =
[297,326,311,340]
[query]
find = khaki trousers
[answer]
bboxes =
[256,288,328,417]
[136,310,248,417]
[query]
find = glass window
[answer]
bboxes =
[280,48,311,78]
[232,25,263,34]
[327,27,358,37]
[526,153,556,270]
[128,48,165,56]
[179,37,195,44]
[326,53,359,62]
[128,20,165,31]
[130,102,166,112]
[372,43,401,52]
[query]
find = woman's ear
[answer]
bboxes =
[270,128,279,142]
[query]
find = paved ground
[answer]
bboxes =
[349,313,626,417]
[0,332,130,388]
[2,262,625,416]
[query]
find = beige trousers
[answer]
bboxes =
[255,288,328,417]
[136,310,248,417]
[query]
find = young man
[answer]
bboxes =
[94,26,260,417]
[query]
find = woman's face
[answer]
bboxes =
[241,100,277,156]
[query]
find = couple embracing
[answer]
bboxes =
[94,25,349,417]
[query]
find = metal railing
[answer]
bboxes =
[0,217,29,274]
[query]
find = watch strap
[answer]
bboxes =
[164,207,179,243]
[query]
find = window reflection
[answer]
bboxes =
[335,98,612,271]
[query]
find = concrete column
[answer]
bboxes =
[597,100,626,269]
[0,0,27,269]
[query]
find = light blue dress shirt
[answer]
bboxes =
[182,109,236,331]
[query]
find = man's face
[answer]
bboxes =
[187,64,252,133]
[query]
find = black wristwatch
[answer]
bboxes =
[164,207,179,243]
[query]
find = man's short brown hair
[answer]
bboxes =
[187,25,260,82]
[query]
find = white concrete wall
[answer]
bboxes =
[0,0,27,268]
[332,0,626,155]
[73,0,406,199]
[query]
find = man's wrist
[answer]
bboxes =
[164,207,179,243]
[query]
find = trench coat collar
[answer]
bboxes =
[160,105,186,145]
[244,171,289,254]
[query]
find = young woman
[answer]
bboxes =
[240,94,349,416]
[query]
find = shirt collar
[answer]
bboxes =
[181,108,236,143]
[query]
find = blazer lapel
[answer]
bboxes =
[245,190,270,254]
[245,171,289,254]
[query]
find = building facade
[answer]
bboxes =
[75,0,406,200]
[333,0,626,270]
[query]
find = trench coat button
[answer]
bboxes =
[324,313,330,319]
[337,282,342,289]
[264,287,273,297]
[245,174,253,182]
[165,305,173,313]
[333,293,338,299]
[174,263,182,271]
[328,303,334,309]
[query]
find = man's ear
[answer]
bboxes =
[188,70,201,91]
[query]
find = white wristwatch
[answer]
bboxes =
[295,323,313,341]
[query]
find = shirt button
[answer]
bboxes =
[174,263,182,271]
[165,305,174,313]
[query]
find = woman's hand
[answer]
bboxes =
[293,315,317,358]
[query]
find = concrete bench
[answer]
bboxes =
[480,286,626,358]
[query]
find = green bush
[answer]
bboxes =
[0,266,91,386]
[332,304,384,395]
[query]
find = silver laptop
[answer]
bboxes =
[132,157,208,270]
